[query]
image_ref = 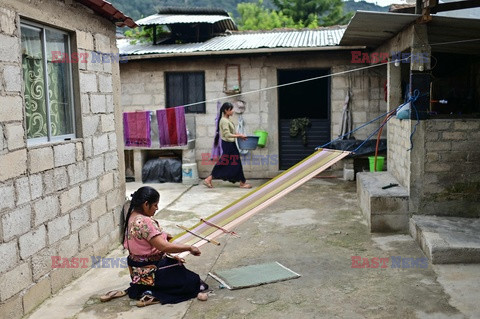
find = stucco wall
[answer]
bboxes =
[0,1,125,317]
[120,52,386,178]
[388,118,480,217]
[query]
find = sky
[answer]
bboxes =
[357,0,409,8]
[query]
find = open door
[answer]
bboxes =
[278,69,331,170]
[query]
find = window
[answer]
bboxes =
[21,21,75,144]
[165,72,205,113]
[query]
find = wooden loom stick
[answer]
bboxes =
[200,218,240,237]
[176,225,221,246]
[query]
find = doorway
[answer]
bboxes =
[278,69,331,170]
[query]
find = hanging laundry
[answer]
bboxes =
[156,107,187,147]
[123,111,152,147]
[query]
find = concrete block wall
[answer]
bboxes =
[331,65,387,140]
[120,52,386,179]
[0,1,125,317]
[417,119,480,216]
[387,117,480,217]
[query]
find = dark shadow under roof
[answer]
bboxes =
[340,11,480,55]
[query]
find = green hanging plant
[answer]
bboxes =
[289,117,311,146]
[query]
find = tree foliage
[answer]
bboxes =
[236,1,299,30]
[272,0,352,26]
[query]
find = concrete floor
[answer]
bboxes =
[26,179,480,319]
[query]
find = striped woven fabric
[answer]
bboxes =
[172,148,349,255]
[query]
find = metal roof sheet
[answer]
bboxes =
[136,13,238,31]
[118,27,347,57]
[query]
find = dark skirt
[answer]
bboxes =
[127,256,205,304]
[211,140,246,183]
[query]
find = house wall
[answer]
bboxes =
[0,1,125,317]
[388,118,480,217]
[120,51,386,179]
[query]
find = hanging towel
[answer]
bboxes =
[123,111,152,147]
[156,107,187,147]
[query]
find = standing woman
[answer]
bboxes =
[204,102,252,189]
[106,186,208,306]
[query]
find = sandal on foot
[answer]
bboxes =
[136,294,160,307]
[100,289,127,302]
[239,183,252,189]
[203,180,214,188]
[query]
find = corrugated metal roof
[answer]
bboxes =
[137,14,235,28]
[118,27,347,57]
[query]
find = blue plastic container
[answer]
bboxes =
[237,136,259,150]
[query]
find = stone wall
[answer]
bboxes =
[120,52,386,178]
[0,1,125,317]
[387,118,480,217]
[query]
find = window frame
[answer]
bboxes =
[21,20,76,146]
[165,71,206,114]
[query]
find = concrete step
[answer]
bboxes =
[410,215,480,264]
[357,172,409,232]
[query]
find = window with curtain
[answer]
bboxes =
[21,21,75,144]
[165,72,206,113]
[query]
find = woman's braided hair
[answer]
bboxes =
[122,186,160,243]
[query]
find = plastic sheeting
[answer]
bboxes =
[142,158,182,183]
[326,139,387,157]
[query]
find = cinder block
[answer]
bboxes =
[19,226,47,260]
[15,176,31,205]
[0,8,17,36]
[80,180,98,204]
[5,122,25,150]
[90,196,107,221]
[0,262,32,301]
[3,65,22,92]
[107,133,117,151]
[87,155,104,179]
[0,294,23,319]
[2,205,32,241]
[0,183,15,210]
[54,143,76,167]
[50,267,75,294]
[98,213,114,237]
[29,147,54,174]
[0,149,27,182]
[94,33,111,53]
[79,72,97,93]
[104,151,118,171]
[98,74,113,93]
[79,222,99,249]
[60,186,81,214]
[90,94,107,114]
[100,114,115,133]
[34,195,60,226]
[47,215,70,245]
[0,33,20,62]
[76,30,94,51]
[70,206,89,231]
[29,174,43,201]
[0,240,18,274]
[93,134,109,156]
[43,167,68,194]
[98,173,114,194]
[57,233,79,259]
[31,246,57,282]
[357,172,409,233]
[67,162,87,186]
[22,276,52,315]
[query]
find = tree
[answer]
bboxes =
[272,0,352,26]
[236,0,299,30]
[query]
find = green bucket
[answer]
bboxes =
[368,156,385,172]
[254,130,268,148]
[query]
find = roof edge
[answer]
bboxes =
[75,0,137,28]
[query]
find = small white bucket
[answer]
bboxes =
[182,163,199,185]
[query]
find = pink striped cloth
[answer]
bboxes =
[123,111,151,147]
[156,107,187,147]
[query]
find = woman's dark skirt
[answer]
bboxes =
[211,140,246,183]
[127,256,205,304]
